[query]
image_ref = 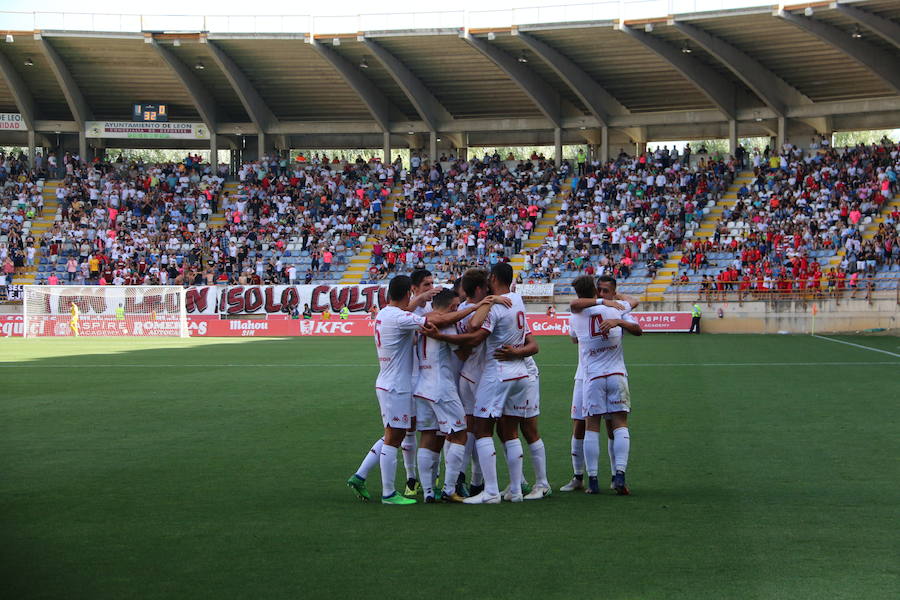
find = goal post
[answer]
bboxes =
[22,286,188,338]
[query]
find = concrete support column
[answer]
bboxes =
[636,141,646,156]
[776,117,786,150]
[728,119,738,155]
[600,126,609,163]
[258,132,267,161]
[383,131,391,164]
[27,129,36,167]
[77,131,87,164]
[554,127,563,166]
[210,132,219,169]
[429,131,437,165]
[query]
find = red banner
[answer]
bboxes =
[187,315,375,337]
[2,312,692,338]
[1,315,23,337]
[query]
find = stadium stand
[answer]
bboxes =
[352,152,571,285]
[13,154,405,286]
[515,148,739,296]
[6,141,897,298]
[669,141,900,297]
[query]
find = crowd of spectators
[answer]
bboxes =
[674,139,899,297]
[361,150,568,283]
[516,146,738,289]
[12,151,406,286]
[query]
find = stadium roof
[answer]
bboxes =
[1,0,899,152]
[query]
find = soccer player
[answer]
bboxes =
[562,279,640,492]
[428,263,529,504]
[346,276,499,505]
[400,269,441,497]
[69,302,80,337]
[492,331,551,500]
[414,289,471,503]
[569,275,642,495]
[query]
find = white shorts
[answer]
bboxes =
[582,374,631,417]
[458,376,477,416]
[505,373,540,418]
[474,374,530,419]
[376,388,414,428]
[415,396,467,434]
[571,379,585,420]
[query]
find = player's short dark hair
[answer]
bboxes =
[597,275,617,290]
[431,288,457,310]
[491,262,513,287]
[452,277,463,296]
[410,269,432,287]
[573,275,597,298]
[461,269,488,297]
[388,275,413,301]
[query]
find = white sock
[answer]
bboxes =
[462,433,475,482]
[443,442,465,495]
[571,436,584,476]
[613,427,630,473]
[504,439,524,494]
[355,437,384,479]
[417,448,438,497]
[529,439,549,487]
[471,437,483,486]
[608,438,617,477]
[584,430,600,477]
[475,437,499,496]
[432,442,443,484]
[401,432,417,480]
[380,444,398,498]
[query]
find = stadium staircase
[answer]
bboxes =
[508,177,572,278]
[641,170,754,301]
[339,186,401,284]
[12,180,62,285]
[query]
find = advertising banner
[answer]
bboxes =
[85,121,210,139]
[0,113,25,130]
[516,283,555,297]
[185,285,388,315]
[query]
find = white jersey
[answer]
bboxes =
[481,292,529,382]
[374,305,427,393]
[573,302,636,380]
[458,301,488,383]
[568,311,589,381]
[413,326,461,403]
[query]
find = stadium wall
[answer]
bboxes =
[3,295,897,335]
[541,298,899,335]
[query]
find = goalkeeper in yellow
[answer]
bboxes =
[70,302,80,337]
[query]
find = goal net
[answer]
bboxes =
[23,286,188,338]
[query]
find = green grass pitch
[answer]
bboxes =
[1,333,898,599]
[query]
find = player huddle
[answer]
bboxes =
[347,264,642,505]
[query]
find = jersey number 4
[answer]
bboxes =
[589,315,610,340]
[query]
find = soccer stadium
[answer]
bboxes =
[0,0,898,597]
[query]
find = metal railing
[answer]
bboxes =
[0,2,779,35]
[662,277,900,306]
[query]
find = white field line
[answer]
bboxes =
[812,335,900,359]
[0,361,897,368]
